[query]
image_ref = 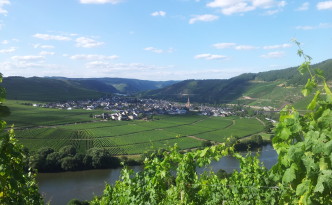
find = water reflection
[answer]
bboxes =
[197,144,278,174]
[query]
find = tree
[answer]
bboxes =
[61,156,80,171]
[59,145,77,158]
[251,134,263,145]
[87,148,120,169]
[0,73,43,204]
[45,152,62,171]
[67,198,89,205]
[29,147,55,172]
[264,121,274,133]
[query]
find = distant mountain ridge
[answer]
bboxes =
[3,59,332,106]
[2,76,178,101]
[141,59,332,109]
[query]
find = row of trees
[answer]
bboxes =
[29,146,121,172]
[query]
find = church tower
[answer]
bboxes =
[185,96,191,109]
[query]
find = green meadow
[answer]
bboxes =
[5,100,265,155]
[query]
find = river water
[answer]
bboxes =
[37,144,277,205]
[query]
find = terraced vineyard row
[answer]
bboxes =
[16,115,265,155]
[15,128,94,153]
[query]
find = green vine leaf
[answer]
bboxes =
[314,170,332,193]
[282,163,298,184]
[296,179,310,196]
[324,82,332,103]
[307,90,320,110]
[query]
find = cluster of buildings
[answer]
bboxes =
[29,96,234,121]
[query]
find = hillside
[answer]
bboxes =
[255,59,332,85]
[142,59,332,109]
[2,77,106,101]
[77,77,178,94]
[3,59,331,105]
[2,77,178,102]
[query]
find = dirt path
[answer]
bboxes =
[187,135,209,141]
[255,117,266,126]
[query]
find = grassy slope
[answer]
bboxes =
[4,100,100,128]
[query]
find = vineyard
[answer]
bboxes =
[14,115,264,155]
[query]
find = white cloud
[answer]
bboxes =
[11,55,45,61]
[263,9,279,15]
[296,23,332,30]
[33,33,71,41]
[75,37,104,48]
[222,2,255,15]
[0,47,16,53]
[207,0,242,8]
[189,14,219,24]
[86,61,168,72]
[144,47,163,53]
[235,45,258,50]
[194,53,227,60]
[213,43,237,49]
[296,2,309,11]
[81,61,177,80]
[261,51,284,58]
[1,40,9,44]
[70,54,119,60]
[317,1,332,10]
[144,47,174,54]
[0,61,62,77]
[207,0,286,15]
[39,51,55,56]
[0,0,10,16]
[263,43,291,49]
[213,42,257,50]
[295,25,314,30]
[33,44,55,49]
[80,0,122,4]
[252,0,273,8]
[151,11,166,17]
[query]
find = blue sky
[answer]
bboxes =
[0,0,331,80]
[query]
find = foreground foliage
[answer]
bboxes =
[91,48,332,204]
[0,74,43,204]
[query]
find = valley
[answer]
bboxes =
[4,100,266,156]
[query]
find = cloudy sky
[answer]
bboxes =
[0,0,331,80]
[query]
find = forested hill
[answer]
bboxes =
[3,59,331,104]
[67,77,179,94]
[141,59,332,107]
[139,73,255,104]
[2,77,178,101]
[255,59,332,85]
[2,77,107,101]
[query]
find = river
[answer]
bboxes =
[37,144,277,205]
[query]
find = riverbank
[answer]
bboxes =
[37,144,278,205]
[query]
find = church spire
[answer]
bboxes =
[185,96,191,109]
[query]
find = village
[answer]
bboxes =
[29,96,234,121]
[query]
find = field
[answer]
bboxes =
[5,101,265,155]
